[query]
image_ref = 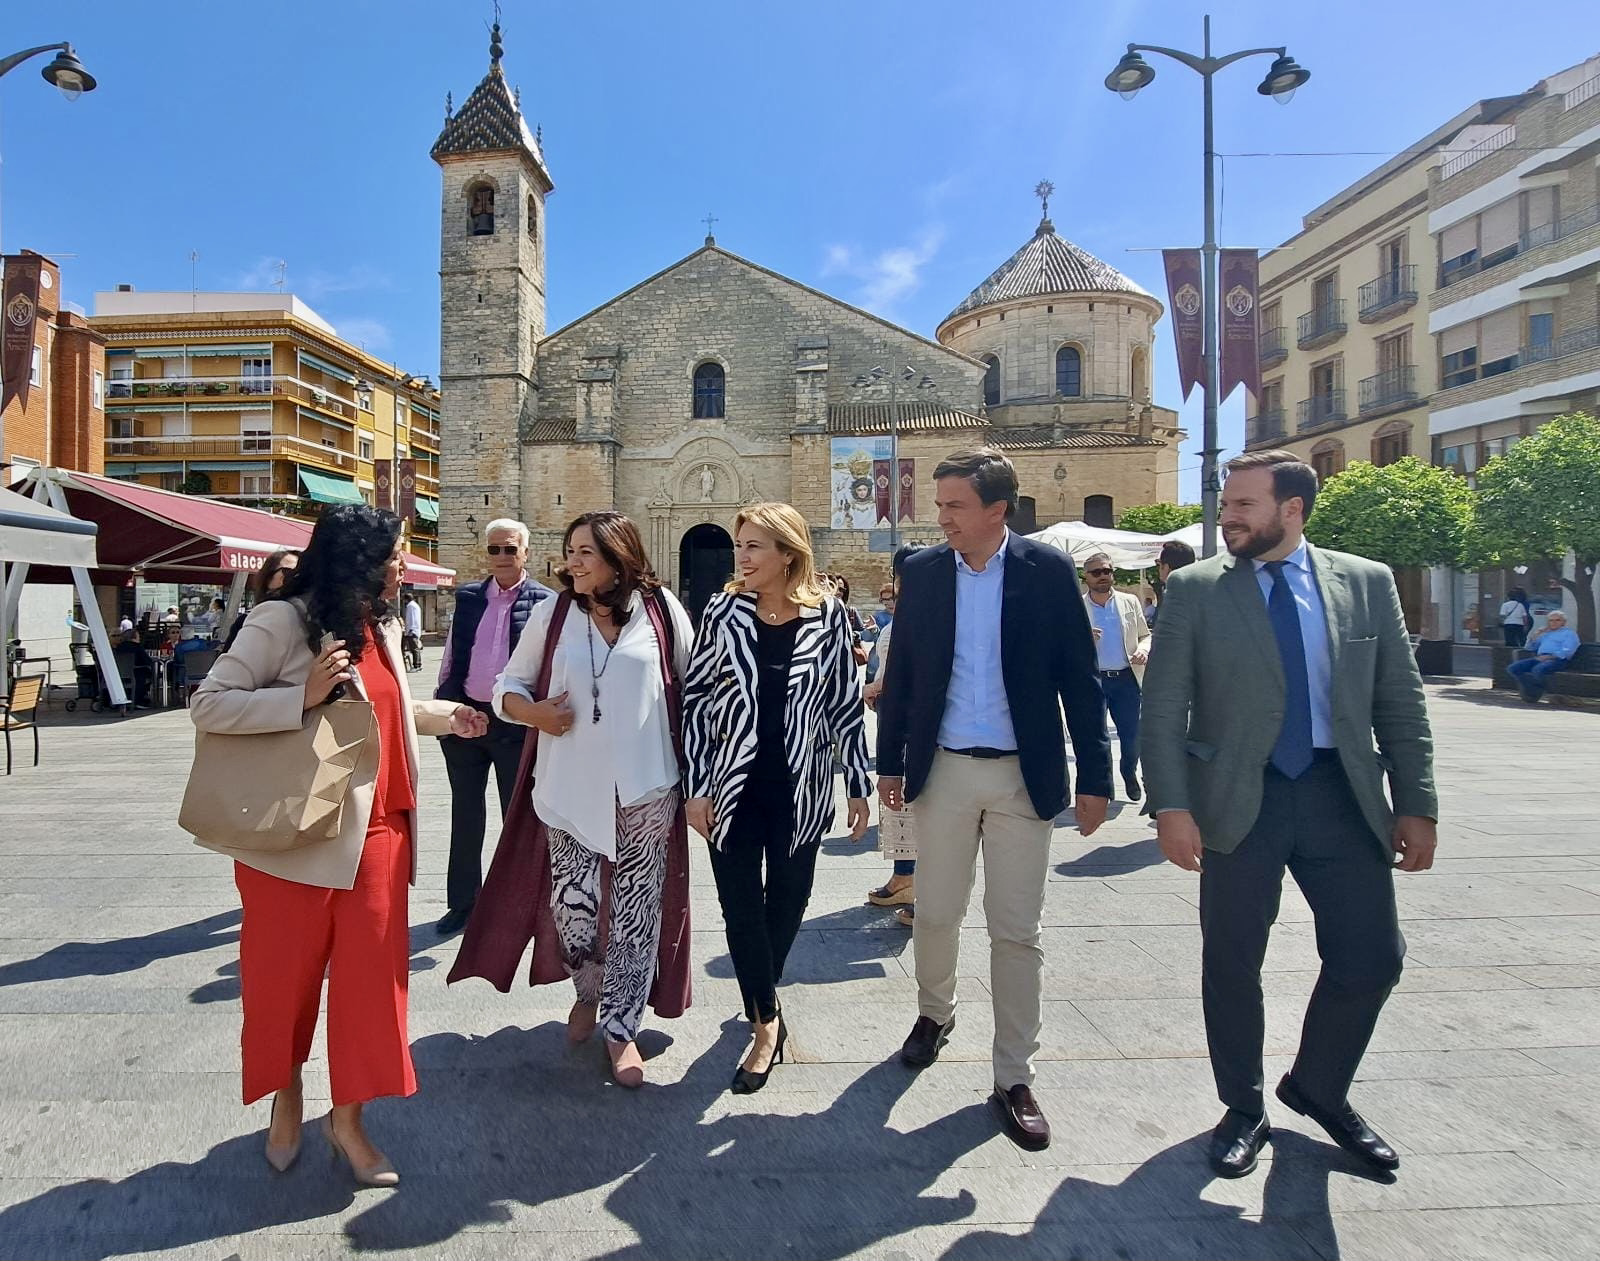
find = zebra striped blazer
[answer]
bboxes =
[683,592,872,853]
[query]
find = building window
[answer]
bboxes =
[241,357,272,395]
[242,417,271,453]
[527,194,538,240]
[1311,440,1345,482]
[1083,494,1113,527]
[109,416,135,440]
[982,355,1001,407]
[1014,496,1038,534]
[1055,346,1082,397]
[91,370,104,409]
[692,361,725,419]
[1526,312,1554,357]
[1441,347,1477,389]
[358,435,375,462]
[241,473,271,496]
[1440,249,1477,285]
[1372,423,1410,466]
[29,346,41,386]
[468,182,494,235]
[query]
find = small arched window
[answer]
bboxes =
[1055,345,1082,397]
[693,361,726,419]
[1083,494,1114,527]
[526,194,538,240]
[1014,495,1038,535]
[1131,346,1150,402]
[982,355,1001,407]
[1311,439,1345,483]
[467,183,495,236]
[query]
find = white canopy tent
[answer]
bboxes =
[0,485,99,700]
[1028,518,1224,568]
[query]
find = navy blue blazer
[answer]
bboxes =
[876,531,1112,819]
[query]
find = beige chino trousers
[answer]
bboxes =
[911,749,1052,1088]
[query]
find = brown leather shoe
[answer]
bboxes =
[991,1083,1050,1151]
[900,1015,954,1069]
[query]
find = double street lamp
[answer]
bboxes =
[1105,16,1309,556]
[851,357,936,551]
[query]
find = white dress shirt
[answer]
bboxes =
[1088,595,1129,670]
[936,529,1018,751]
[493,589,694,860]
[1251,540,1334,749]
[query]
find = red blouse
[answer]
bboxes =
[356,624,417,819]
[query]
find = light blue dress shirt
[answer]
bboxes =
[1533,626,1580,660]
[936,530,1018,751]
[1252,540,1334,749]
[1088,596,1129,670]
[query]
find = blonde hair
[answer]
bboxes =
[725,501,833,608]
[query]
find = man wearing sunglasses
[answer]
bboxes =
[434,518,551,935]
[1081,551,1152,801]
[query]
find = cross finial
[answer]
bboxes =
[1034,179,1055,221]
[489,4,504,66]
[444,90,453,120]
[703,212,718,245]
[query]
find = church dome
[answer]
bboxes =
[942,217,1152,326]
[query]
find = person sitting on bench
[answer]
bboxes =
[1507,610,1579,702]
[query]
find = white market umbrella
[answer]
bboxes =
[1028,521,1164,569]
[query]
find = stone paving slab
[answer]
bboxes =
[0,666,1596,1259]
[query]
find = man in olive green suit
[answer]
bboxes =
[1141,450,1437,1180]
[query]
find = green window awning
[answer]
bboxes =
[297,467,365,505]
[297,350,357,383]
[414,497,439,522]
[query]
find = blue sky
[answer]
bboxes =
[3,1,1593,499]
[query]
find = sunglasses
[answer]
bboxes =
[1086,567,1113,577]
[486,544,520,556]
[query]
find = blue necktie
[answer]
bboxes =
[1264,561,1314,779]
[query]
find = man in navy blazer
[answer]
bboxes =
[877,448,1111,1150]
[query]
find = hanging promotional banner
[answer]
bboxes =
[373,459,394,512]
[1,257,43,414]
[396,458,417,523]
[1218,248,1261,403]
[897,458,915,523]
[1162,249,1204,401]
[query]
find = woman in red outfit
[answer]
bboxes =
[191,506,486,1185]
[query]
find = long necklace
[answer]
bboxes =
[585,612,618,723]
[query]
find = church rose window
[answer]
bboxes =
[982,355,1000,407]
[693,362,726,419]
[1056,346,1082,398]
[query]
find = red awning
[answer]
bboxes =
[21,470,453,588]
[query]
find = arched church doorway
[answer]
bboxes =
[679,523,734,622]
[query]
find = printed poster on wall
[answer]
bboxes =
[830,437,914,530]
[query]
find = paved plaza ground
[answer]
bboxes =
[0,655,1596,1260]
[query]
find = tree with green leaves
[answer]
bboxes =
[1470,411,1600,641]
[1116,502,1203,535]
[1304,456,1474,568]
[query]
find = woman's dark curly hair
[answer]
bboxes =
[278,505,403,662]
[556,510,659,625]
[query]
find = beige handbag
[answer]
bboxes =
[178,699,374,853]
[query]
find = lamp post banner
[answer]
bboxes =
[898,459,915,523]
[1,257,43,414]
[396,458,416,523]
[374,459,393,512]
[1162,249,1204,401]
[1219,248,1261,403]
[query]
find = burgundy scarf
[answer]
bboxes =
[446,590,693,1018]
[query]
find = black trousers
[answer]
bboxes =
[440,701,527,912]
[1200,753,1405,1117]
[707,782,818,1024]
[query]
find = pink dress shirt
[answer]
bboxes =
[463,576,526,703]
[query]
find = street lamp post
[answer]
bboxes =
[852,356,935,551]
[1105,15,1308,557]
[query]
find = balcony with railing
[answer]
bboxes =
[1358,266,1418,323]
[103,432,359,473]
[1259,325,1288,367]
[1358,366,1419,416]
[1246,408,1286,447]
[105,374,359,420]
[1520,323,1600,367]
[1441,123,1516,179]
[1296,301,1347,350]
[1296,390,1347,431]
[1564,73,1600,110]
[1520,201,1600,253]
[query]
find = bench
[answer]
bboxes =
[1491,642,1600,698]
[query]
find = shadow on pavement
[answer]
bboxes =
[702,904,910,986]
[0,909,240,990]
[1056,837,1165,878]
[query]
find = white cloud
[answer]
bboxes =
[821,226,945,315]
[330,316,392,352]
[230,257,394,301]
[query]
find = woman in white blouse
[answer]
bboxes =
[492,512,693,1087]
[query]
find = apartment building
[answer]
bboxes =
[1426,54,1600,640]
[89,291,442,562]
[1247,100,1521,481]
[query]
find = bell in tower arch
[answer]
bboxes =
[469,184,495,236]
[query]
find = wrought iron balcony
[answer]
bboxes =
[1296,390,1346,431]
[1520,201,1600,253]
[1357,267,1418,322]
[1519,323,1600,367]
[1246,408,1285,446]
[1259,325,1288,366]
[1358,366,1418,414]
[1296,301,1347,350]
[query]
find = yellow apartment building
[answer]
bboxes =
[88,291,442,562]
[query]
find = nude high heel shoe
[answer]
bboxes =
[320,1113,399,1187]
[264,1091,302,1173]
[607,1039,645,1089]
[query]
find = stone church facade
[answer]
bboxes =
[434,29,1182,614]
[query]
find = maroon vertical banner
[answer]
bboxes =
[872,459,892,525]
[396,458,416,523]
[1219,249,1261,403]
[1162,249,1204,402]
[1,256,43,414]
[897,459,915,522]
[373,458,393,512]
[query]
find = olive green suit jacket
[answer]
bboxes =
[1140,543,1437,855]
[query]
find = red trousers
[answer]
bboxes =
[234,811,416,1107]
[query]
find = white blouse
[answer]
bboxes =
[493,589,694,860]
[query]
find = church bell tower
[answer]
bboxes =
[432,17,553,589]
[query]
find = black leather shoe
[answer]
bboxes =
[900,1015,955,1069]
[991,1083,1050,1151]
[1123,774,1143,801]
[435,906,471,936]
[1208,1108,1271,1178]
[1276,1074,1399,1170]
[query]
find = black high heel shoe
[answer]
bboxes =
[731,1014,787,1094]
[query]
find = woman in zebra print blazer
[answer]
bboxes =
[684,502,872,1093]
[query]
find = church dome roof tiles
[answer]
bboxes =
[944,219,1151,324]
[431,24,547,170]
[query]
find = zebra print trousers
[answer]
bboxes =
[546,790,677,1043]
